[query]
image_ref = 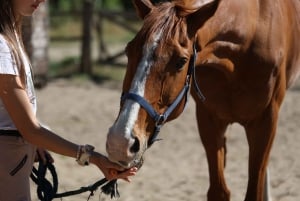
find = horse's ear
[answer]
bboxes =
[185,0,220,36]
[132,0,154,19]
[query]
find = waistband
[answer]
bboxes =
[0,130,22,137]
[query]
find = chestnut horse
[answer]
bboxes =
[106,0,300,200]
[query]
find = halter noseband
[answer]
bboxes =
[121,43,205,147]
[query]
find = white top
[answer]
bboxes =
[0,34,37,130]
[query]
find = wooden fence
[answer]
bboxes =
[24,3,139,87]
[50,7,139,74]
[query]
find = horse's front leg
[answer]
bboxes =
[244,101,279,201]
[196,105,230,201]
[264,168,273,201]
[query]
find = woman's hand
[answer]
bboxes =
[35,147,54,164]
[91,152,137,182]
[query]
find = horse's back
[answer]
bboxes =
[197,0,300,88]
[193,0,300,121]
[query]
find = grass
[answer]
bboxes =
[50,15,140,43]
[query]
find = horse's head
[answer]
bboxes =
[106,0,219,168]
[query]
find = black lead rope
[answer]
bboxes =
[30,160,58,201]
[30,159,119,201]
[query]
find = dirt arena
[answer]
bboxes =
[31,78,300,201]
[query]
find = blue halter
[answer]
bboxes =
[121,43,205,147]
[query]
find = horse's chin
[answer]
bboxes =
[128,157,144,170]
[133,156,144,170]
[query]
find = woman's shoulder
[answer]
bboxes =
[0,34,18,75]
[0,34,11,53]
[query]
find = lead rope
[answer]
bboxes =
[30,159,120,201]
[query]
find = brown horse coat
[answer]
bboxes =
[194,0,300,122]
[188,0,300,200]
[106,1,300,201]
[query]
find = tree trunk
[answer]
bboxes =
[22,2,49,88]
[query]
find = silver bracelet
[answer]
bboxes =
[76,144,95,166]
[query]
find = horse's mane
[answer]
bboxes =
[139,2,188,47]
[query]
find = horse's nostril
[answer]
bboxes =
[130,137,140,153]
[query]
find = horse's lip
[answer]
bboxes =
[117,160,131,168]
[116,156,144,169]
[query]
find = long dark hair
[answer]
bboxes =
[0,0,26,85]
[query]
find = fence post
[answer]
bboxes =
[80,0,94,75]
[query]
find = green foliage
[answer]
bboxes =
[49,0,132,12]
[49,0,82,12]
[48,0,170,12]
[102,0,123,10]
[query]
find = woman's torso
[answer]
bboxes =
[0,34,37,130]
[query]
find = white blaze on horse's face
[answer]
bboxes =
[106,31,162,168]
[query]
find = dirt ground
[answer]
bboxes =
[30,78,300,201]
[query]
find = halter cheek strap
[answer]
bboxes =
[121,83,190,146]
[121,43,205,147]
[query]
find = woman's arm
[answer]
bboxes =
[0,74,78,157]
[0,74,137,180]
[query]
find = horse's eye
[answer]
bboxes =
[176,57,188,70]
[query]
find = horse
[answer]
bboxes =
[105,0,300,200]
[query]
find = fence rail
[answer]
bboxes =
[50,9,139,66]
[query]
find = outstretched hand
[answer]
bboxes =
[91,151,137,182]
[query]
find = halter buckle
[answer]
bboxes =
[155,114,166,126]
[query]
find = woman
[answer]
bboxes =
[0,0,137,200]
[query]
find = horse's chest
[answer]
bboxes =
[194,67,276,121]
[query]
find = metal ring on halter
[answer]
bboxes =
[155,114,166,126]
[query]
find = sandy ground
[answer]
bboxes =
[30,78,300,201]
